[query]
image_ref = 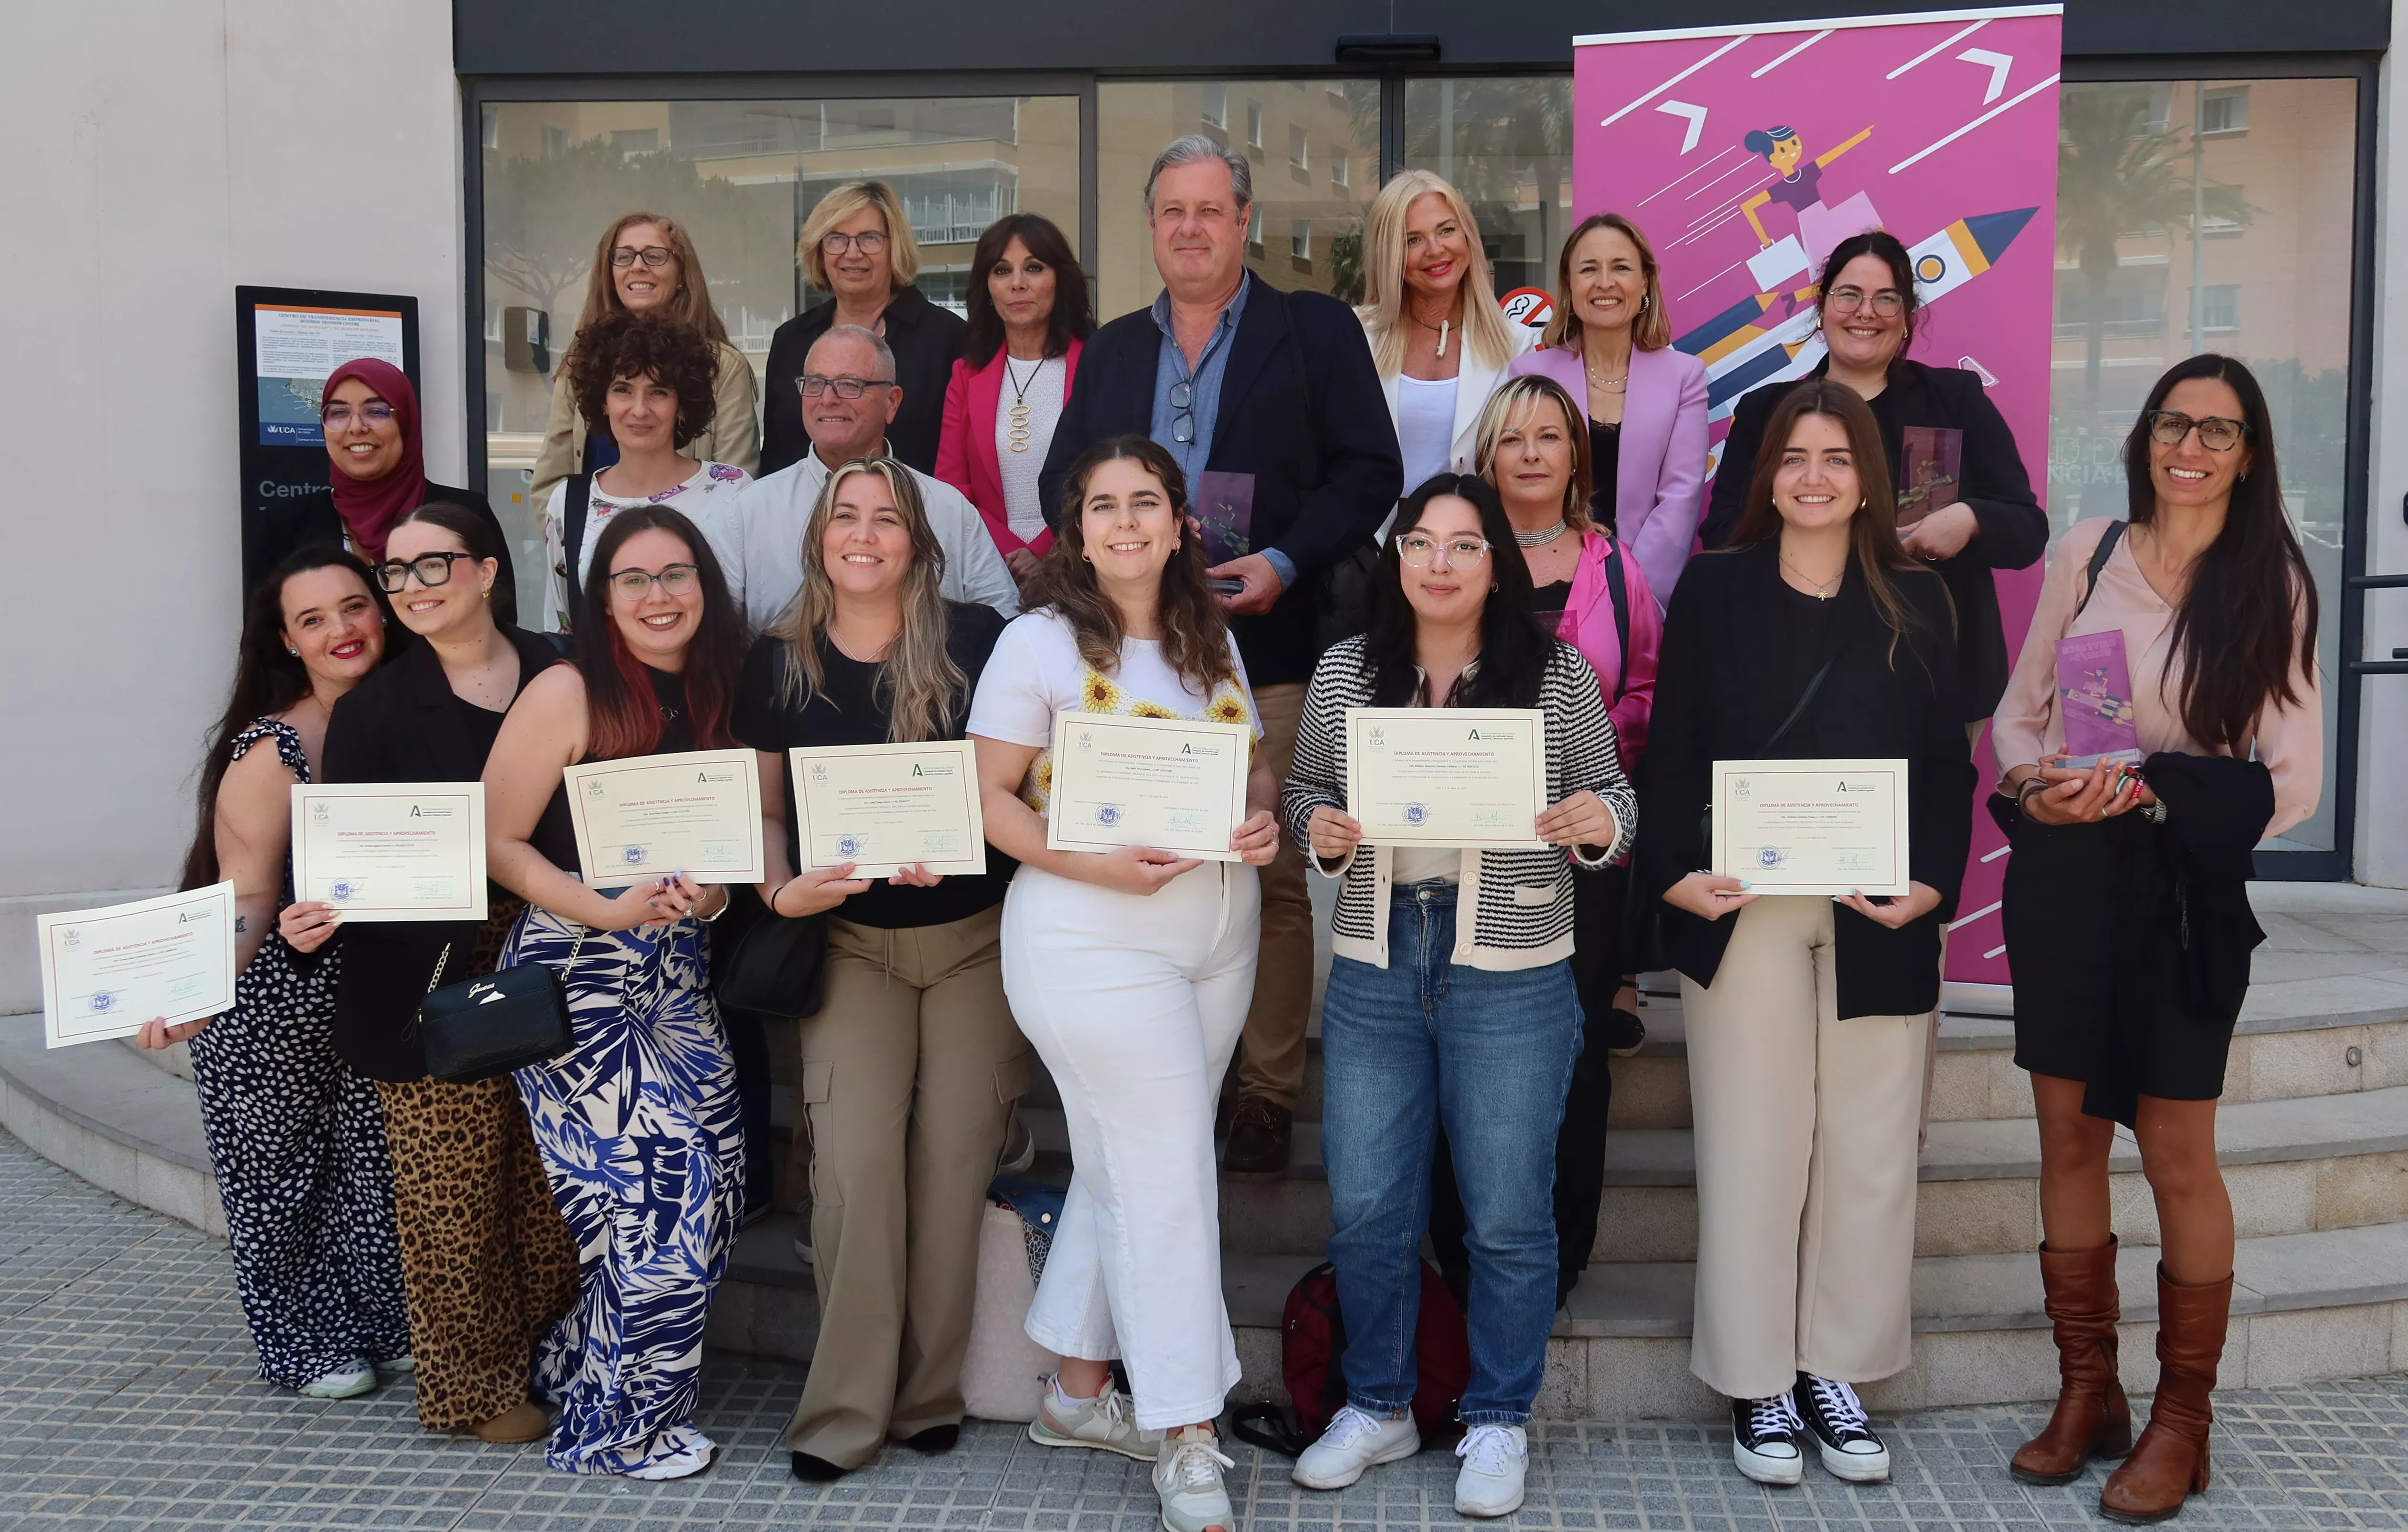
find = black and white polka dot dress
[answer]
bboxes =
[185,719,412,1388]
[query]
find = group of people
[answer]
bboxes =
[171,131,2320,1531]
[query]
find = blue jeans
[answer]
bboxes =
[1319,882,1582,1427]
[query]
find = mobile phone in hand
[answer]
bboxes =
[1207,577,1246,596]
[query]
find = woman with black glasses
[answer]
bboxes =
[320,504,581,1446]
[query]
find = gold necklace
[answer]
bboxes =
[1781,553,1843,600]
[1584,359,1628,392]
[1003,355,1047,454]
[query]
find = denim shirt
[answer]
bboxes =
[1147,274,1296,586]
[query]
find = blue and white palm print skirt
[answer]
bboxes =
[501,907,744,1476]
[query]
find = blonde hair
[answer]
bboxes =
[573,211,731,349]
[1354,171,1518,379]
[797,181,921,293]
[1540,212,1671,353]
[771,457,965,744]
[1474,376,1595,532]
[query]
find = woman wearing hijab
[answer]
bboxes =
[294,359,519,616]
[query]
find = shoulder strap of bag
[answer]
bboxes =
[1762,656,1836,754]
[2072,520,2127,624]
[562,470,596,627]
[1602,538,1631,705]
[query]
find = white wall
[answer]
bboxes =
[2361,7,2408,889]
[0,3,462,1003]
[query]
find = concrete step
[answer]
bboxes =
[0,1013,221,1236]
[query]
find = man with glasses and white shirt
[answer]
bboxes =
[701,325,1020,633]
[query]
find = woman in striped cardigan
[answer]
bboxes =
[1280,472,1635,1519]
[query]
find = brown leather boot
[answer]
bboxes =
[2099,1266,2233,1524]
[1220,1095,1293,1178]
[2009,1239,2133,1484]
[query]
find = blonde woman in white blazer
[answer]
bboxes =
[1357,171,1539,495]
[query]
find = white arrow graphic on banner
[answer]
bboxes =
[1655,100,1708,154]
[1958,48,2013,105]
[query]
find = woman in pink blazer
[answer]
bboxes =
[1509,213,1708,611]
[935,213,1093,589]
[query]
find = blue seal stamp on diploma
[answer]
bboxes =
[328,879,359,903]
[622,845,648,867]
[1757,845,1788,869]
[1096,804,1122,827]
[1402,802,1430,826]
[88,990,117,1014]
[837,835,863,857]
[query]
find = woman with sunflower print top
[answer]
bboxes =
[968,435,1281,1532]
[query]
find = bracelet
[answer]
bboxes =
[698,890,731,923]
[2015,777,2048,815]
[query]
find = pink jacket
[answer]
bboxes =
[934,338,1084,559]
[1509,342,1708,612]
[1556,529,1662,767]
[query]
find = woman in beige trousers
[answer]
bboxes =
[1637,382,1976,1488]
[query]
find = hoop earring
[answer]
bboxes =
[1639,294,1649,312]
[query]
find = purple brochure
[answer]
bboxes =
[1194,470,1255,566]
[1896,426,1962,530]
[2056,630,2143,767]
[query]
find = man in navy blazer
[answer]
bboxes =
[1040,135,1402,1174]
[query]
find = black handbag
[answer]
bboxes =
[415,932,579,1084]
[716,911,829,1021]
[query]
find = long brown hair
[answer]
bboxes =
[572,211,731,348]
[1024,436,1237,695]
[771,458,968,742]
[2123,354,2318,750]
[1726,380,1951,660]
[962,213,1095,370]
[1541,212,1672,353]
[573,507,747,760]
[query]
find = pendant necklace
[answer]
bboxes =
[1411,307,1453,359]
[1781,554,1842,600]
[1004,355,1047,454]
[1515,520,1570,548]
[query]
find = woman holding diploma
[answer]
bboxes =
[321,503,580,1445]
[155,546,411,1401]
[1280,473,1632,1519]
[485,504,749,1480]
[967,436,1281,1532]
[1992,356,2319,1524]
[1640,382,1972,1487]
[730,457,1021,1482]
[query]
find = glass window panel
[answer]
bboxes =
[1095,81,1382,321]
[2047,77,2357,853]
[1402,78,1575,302]
[479,95,1079,625]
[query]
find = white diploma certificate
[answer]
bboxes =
[1044,712,1251,862]
[1344,707,1549,850]
[289,783,488,922]
[789,741,987,879]
[563,748,766,889]
[1712,757,1911,896]
[37,883,238,1048]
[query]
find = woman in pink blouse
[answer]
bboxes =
[1990,355,2320,1524]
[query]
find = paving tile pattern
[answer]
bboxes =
[6,1129,2408,1531]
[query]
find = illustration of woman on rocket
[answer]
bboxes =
[1739,124,1881,274]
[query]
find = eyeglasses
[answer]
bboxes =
[1826,285,1904,317]
[321,402,395,427]
[798,373,894,400]
[2146,410,2249,452]
[611,245,676,268]
[371,552,475,593]
[821,230,890,254]
[1168,379,1195,445]
[609,564,700,599]
[1396,533,1492,568]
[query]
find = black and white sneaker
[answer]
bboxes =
[1730,1392,1806,1485]
[1792,1372,1890,1482]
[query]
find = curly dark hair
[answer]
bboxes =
[566,311,720,450]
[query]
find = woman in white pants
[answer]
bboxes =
[969,435,1282,1532]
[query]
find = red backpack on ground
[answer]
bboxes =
[1230,1259,1470,1456]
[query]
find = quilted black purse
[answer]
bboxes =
[415,932,579,1084]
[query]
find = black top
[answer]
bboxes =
[1700,359,2047,719]
[530,666,697,874]
[1035,281,1405,687]
[760,284,966,477]
[733,603,1012,929]
[1777,583,1835,701]
[1530,579,1573,630]
[1587,420,1622,534]
[245,479,518,617]
[1637,541,1977,1018]
[320,624,562,1081]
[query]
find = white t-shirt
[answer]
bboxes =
[541,459,751,633]
[966,609,1260,817]
[993,355,1068,544]
[1394,373,1461,495]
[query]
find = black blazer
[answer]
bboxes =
[1701,359,2046,719]
[1637,542,1977,1018]
[760,284,966,478]
[1035,277,1403,687]
[244,481,518,617]
[319,624,562,1081]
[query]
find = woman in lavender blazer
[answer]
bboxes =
[1510,214,1709,610]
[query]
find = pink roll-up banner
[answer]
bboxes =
[1574,5,2062,998]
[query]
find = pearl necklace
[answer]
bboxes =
[1514,520,1570,548]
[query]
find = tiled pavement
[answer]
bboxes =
[5,1129,2408,1531]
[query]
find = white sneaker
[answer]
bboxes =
[1153,1425,1234,1532]
[299,1360,376,1399]
[1452,1423,1528,1518]
[1792,1372,1891,1482]
[1026,1375,1165,1461]
[623,1426,717,1480]
[1293,1404,1420,1490]
[1730,1393,1807,1486]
